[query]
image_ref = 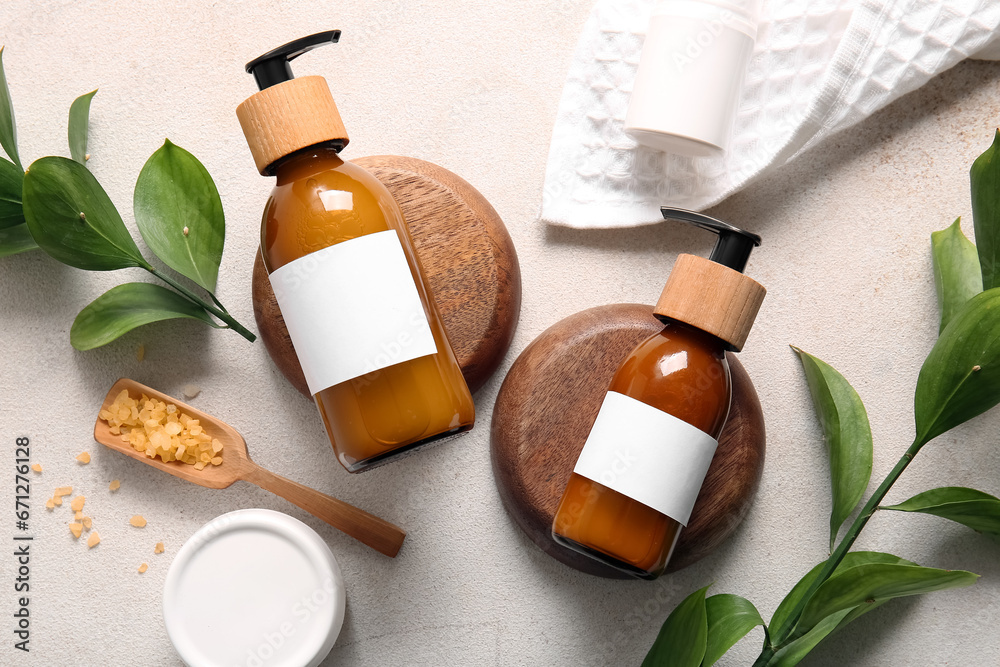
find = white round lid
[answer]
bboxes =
[163,509,345,667]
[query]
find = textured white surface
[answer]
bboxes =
[1,1,1000,666]
[540,0,1000,226]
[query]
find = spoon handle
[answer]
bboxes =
[242,464,406,557]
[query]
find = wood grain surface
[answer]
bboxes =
[252,155,522,396]
[490,303,766,578]
[655,254,766,352]
[237,76,351,175]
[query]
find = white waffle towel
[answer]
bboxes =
[540,0,1000,228]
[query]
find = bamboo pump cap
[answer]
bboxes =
[654,208,766,352]
[237,30,349,176]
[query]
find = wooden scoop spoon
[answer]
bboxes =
[93,378,406,557]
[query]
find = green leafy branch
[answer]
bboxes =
[0,47,255,349]
[643,130,1000,667]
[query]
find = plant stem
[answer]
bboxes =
[753,645,775,667]
[147,267,256,342]
[752,438,924,666]
[208,290,227,313]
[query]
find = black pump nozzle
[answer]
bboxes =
[661,207,761,273]
[245,30,341,91]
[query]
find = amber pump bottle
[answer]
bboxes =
[237,31,475,472]
[552,208,766,579]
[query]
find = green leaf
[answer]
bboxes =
[0,47,21,169]
[883,486,1000,535]
[931,218,982,332]
[0,156,24,229]
[22,156,148,271]
[70,282,220,350]
[914,287,1000,447]
[768,602,886,667]
[642,585,710,667]
[971,129,1000,290]
[797,563,978,634]
[768,551,911,642]
[792,347,873,550]
[68,89,97,165]
[134,139,224,292]
[0,222,37,257]
[702,594,764,667]
[766,553,912,667]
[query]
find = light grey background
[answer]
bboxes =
[1,1,999,665]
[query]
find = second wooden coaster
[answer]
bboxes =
[491,304,766,578]
[252,155,522,396]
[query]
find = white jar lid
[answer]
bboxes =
[163,509,345,667]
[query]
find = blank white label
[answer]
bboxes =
[268,230,438,395]
[573,391,719,526]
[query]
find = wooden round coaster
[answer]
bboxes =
[490,304,765,578]
[252,155,522,396]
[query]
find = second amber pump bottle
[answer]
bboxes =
[237,31,475,472]
[552,208,766,579]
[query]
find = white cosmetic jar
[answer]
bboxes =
[163,509,346,667]
[625,0,758,157]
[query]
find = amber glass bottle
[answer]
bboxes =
[552,208,765,579]
[553,323,731,576]
[237,31,474,472]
